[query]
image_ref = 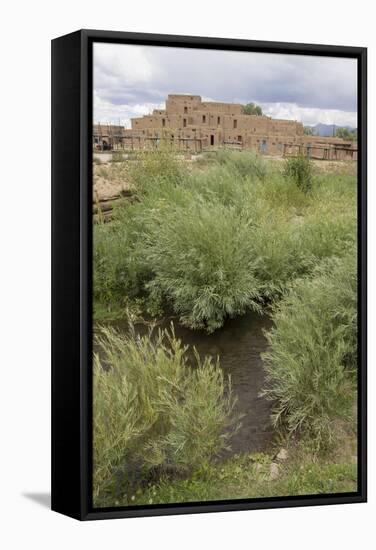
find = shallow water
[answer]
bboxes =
[101,311,274,456]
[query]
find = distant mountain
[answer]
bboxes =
[305,123,357,137]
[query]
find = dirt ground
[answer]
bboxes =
[265,155,357,175]
[93,161,133,202]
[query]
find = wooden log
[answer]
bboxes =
[93,203,113,214]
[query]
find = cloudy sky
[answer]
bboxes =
[93,43,357,128]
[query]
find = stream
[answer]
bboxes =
[100,311,275,456]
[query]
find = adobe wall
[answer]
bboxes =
[94,95,357,158]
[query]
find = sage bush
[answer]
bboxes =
[262,250,357,449]
[94,149,357,331]
[93,324,239,506]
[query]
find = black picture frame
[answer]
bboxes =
[51,29,367,521]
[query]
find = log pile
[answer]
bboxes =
[93,189,134,223]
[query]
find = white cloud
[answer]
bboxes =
[261,102,357,127]
[93,43,358,128]
[94,43,153,87]
[93,91,163,127]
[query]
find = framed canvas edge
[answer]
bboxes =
[52,29,367,521]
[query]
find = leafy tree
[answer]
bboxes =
[243,102,263,116]
[335,127,357,141]
[304,126,315,136]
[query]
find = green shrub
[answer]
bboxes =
[93,324,239,505]
[128,148,186,194]
[257,172,310,212]
[93,222,147,306]
[143,201,262,331]
[299,208,356,265]
[94,149,356,330]
[187,165,252,208]
[250,216,308,298]
[106,154,268,329]
[283,154,313,193]
[262,251,357,450]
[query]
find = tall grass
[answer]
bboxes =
[262,250,357,450]
[210,149,267,181]
[128,148,186,194]
[93,323,239,506]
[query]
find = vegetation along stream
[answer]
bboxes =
[102,311,274,456]
[93,150,358,507]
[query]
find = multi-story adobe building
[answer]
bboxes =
[93,94,357,160]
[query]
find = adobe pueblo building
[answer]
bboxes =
[93,94,357,160]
